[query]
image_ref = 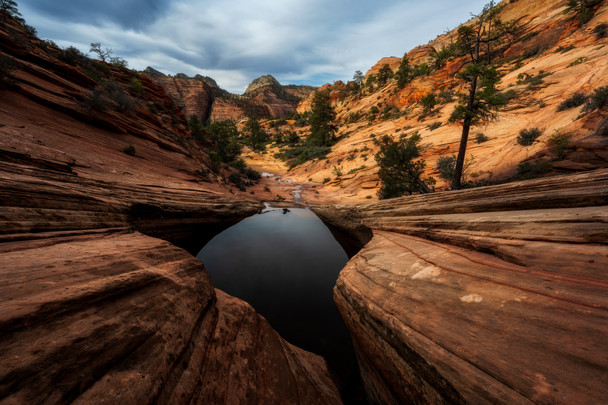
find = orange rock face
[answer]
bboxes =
[314,170,608,404]
[261,0,607,204]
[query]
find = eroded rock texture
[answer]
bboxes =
[0,19,341,404]
[314,169,608,404]
[0,233,341,404]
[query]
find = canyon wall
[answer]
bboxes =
[278,0,608,204]
[314,169,608,404]
[0,18,342,404]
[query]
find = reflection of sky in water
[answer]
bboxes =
[196,207,349,358]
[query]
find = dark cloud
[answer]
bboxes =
[20,0,490,93]
[24,0,170,29]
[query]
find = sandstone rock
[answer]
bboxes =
[0,232,341,404]
[0,21,342,404]
[315,169,608,404]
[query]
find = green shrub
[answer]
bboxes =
[515,160,552,179]
[594,23,607,39]
[413,63,431,77]
[547,131,571,159]
[323,177,331,184]
[428,121,442,131]
[123,145,136,155]
[475,133,489,143]
[58,46,87,66]
[131,77,144,95]
[582,86,608,113]
[568,57,587,67]
[557,92,587,111]
[84,89,109,112]
[517,128,542,146]
[420,93,437,114]
[0,55,18,88]
[332,165,343,177]
[278,144,331,168]
[436,155,456,181]
[348,165,367,174]
[375,132,434,198]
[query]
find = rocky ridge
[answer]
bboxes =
[151,72,316,123]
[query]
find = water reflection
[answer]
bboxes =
[196,206,363,402]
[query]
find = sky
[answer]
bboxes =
[19,0,490,94]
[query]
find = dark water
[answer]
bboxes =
[196,205,365,403]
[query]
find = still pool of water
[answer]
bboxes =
[196,205,363,401]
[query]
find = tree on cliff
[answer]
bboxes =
[0,0,20,21]
[244,116,269,151]
[308,90,337,146]
[395,54,413,88]
[448,1,517,189]
[375,132,434,199]
[377,64,394,86]
[566,0,604,25]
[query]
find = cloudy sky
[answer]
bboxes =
[20,0,490,94]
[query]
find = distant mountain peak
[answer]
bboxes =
[244,74,281,95]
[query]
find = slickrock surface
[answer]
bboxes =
[314,169,608,404]
[0,20,341,404]
[0,232,341,404]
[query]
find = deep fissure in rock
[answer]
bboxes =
[194,204,367,404]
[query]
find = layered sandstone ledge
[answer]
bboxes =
[313,169,608,404]
[0,231,341,404]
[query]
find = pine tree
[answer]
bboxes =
[308,90,337,146]
[448,1,517,189]
[375,133,434,199]
[395,54,412,88]
[244,116,268,151]
[0,0,21,20]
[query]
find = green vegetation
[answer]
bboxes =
[517,128,542,146]
[568,57,587,67]
[448,0,517,189]
[557,93,587,111]
[0,0,21,21]
[0,55,18,88]
[332,165,343,177]
[308,90,337,146]
[515,160,552,179]
[475,133,489,143]
[594,23,607,39]
[122,145,136,156]
[207,120,242,163]
[375,132,434,199]
[428,121,442,131]
[276,144,331,169]
[348,165,367,174]
[244,116,269,151]
[517,70,552,89]
[436,155,456,182]
[130,77,144,94]
[565,0,603,26]
[547,131,571,159]
[395,54,412,88]
[582,86,608,113]
[420,93,437,115]
[377,64,393,86]
[89,42,128,68]
[432,44,457,69]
